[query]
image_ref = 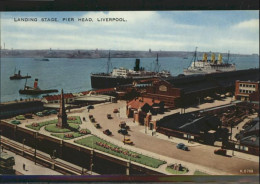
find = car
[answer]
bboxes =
[95,123,101,129]
[214,149,227,156]
[49,109,57,114]
[176,143,189,151]
[107,114,112,119]
[24,113,33,119]
[42,110,50,116]
[10,120,21,125]
[36,112,44,117]
[113,109,119,113]
[90,117,95,123]
[15,115,25,120]
[103,129,112,136]
[118,128,128,135]
[87,105,94,109]
[122,138,133,145]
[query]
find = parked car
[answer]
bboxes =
[42,110,51,116]
[89,114,93,119]
[90,117,95,123]
[103,129,112,136]
[36,112,44,117]
[49,109,57,114]
[24,113,33,119]
[214,149,227,156]
[95,123,101,129]
[87,105,94,110]
[176,143,189,151]
[15,115,25,120]
[10,120,21,125]
[118,128,128,135]
[122,138,133,145]
[107,114,112,119]
[113,109,119,113]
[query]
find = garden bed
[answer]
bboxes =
[25,116,81,131]
[45,123,80,133]
[165,164,189,174]
[75,136,166,168]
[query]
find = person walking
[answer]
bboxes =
[23,163,25,170]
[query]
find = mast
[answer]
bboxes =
[154,53,160,73]
[106,51,111,74]
[193,47,198,67]
[227,50,230,64]
[24,78,27,89]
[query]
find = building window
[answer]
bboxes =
[239,90,242,93]
[249,85,252,88]
[244,146,248,151]
[246,90,248,93]
[252,85,255,88]
[243,84,245,87]
[239,84,242,87]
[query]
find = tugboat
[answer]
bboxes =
[9,68,31,80]
[183,47,236,75]
[19,78,58,95]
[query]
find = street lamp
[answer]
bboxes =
[22,138,26,156]
[51,149,57,170]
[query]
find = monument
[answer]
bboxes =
[57,89,68,128]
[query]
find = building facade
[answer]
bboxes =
[235,80,259,101]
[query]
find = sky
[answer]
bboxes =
[1,11,259,54]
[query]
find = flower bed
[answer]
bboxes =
[51,132,88,140]
[26,119,57,131]
[79,129,91,134]
[75,136,166,168]
[45,123,80,133]
[25,116,81,131]
[166,164,189,174]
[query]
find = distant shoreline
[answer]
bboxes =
[1,49,257,59]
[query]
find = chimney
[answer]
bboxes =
[34,78,38,88]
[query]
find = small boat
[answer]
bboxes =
[19,78,58,95]
[34,58,49,61]
[10,68,31,80]
[183,57,188,59]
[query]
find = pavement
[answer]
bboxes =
[2,150,62,175]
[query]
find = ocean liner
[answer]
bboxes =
[91,53,171,89]
[183,47,236,75]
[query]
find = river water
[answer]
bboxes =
[0,56,259,102]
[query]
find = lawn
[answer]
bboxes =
[26,116,81,131]
[194,170,209,175]
[75,136,166,168]
[26,119,57,131]
[45,123,80,133]
[166,165,189,174]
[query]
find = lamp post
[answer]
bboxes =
[0,130,2,153]
[51,149,57,170]
[22,138,26,156]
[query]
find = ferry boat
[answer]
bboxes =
[183,47,236,75]
[19,78,58,95]
[91,53,171,89]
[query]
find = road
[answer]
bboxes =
[88,100,259,175]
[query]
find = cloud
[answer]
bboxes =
[1,11,259,54]
[233,19,259,30]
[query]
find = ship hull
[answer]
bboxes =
[91,75,155,89]
[19,89,58,95]
[10,76,31,80]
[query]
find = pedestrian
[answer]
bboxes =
[23,163,25,170]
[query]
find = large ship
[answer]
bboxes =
[91,53,171,89]
[183,47,236,75]
[19,78,58,95]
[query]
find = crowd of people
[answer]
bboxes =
[95,141,140,158]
